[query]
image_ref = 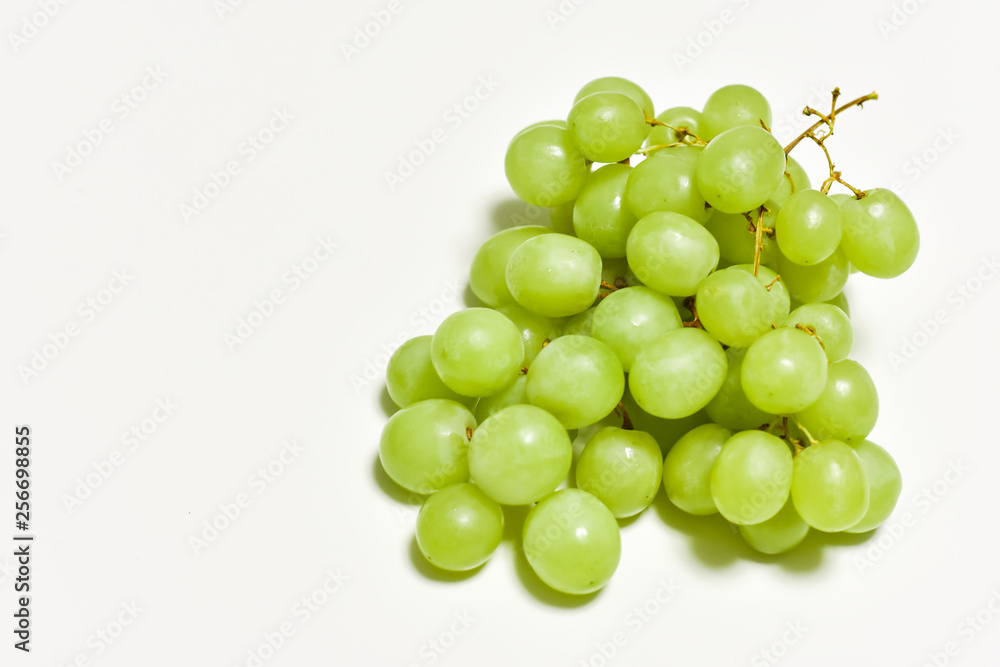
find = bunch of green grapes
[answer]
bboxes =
[379,78,913,595]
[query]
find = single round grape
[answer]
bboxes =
[646,106,703,148]
[700,84,773,140]
[591,286,682,371]
[777,246,850,304]
[796,359,878,441]
[696,126,786,214]
[495,303,559,366]
[705,347,774,431]
[784,303,853,362]
[574,76,654,119]
[730,263,791,328]
[695,267,772,347]
[575,427,663,518]
[710,430,792,525]
[825,291,850,316]
[475,374,526,422]
[573,164,638,258]
[663,423,732,515]
[704,205,779,267]
[845,439,902,533]
[416,482,504,571]
[522,488,621,595]
[561,306,596,336]
[629,327,727,419]
[622,389,711,451]
[769,155,812,206]
[510,119,568,143]
[774,189,843,265]
[379,399,474,495]
[624,154,710,223]
[791,440,869,532]
[626,211,719,296]
[470,226,553,307]
[742,327,828,414]
[506,234,602,317]
[738,498,809,555]
[505,124,589,206]
[567,92,649,163]
[431,308,524,397]
[839,189,919,278]
[386,335,475,408]
[468,404,571,505]
[525,335,624,429]
[549,200,576,235]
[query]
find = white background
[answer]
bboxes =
[2,0,998,665]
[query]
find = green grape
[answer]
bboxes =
[769,155,812,206]
[845,439,902,533]
[469,226,553,307]
[567,92,649,163]
[624,154,710,223]
[574,76,655,119]
[646,106,703,148]
[495,303,559,366]
[663,423,732,515]
[549,200,576,235]
[621,389,711,451]
[415,482,504,571]
[522,488,621,594]
[796,359,878,441]
[839,189,919,278]
[705,347,774,431]
[656,143,705,165]
[776,246,850,304]
[629,327,727,419]
[626,211,719,296]
[791,440,869,532]
[774,189,843,265]
[431,308,524,397]
[738,497,809,554]
[506,234,602,317]
[591,286,682,371]
[825,291,850,316]
[525,335,624,429]
[700,84,773,140]
[475,374,526,422]
[575,427,663,518]
[704,204,779,266]
[379,399,475,495]
[468,404,571,505]
[511,120,568,142]
[573,164,638,258]
[731,264,791,327]
[385,335,475,408]
[710,430,792,525]
[784,303,853,362]
[561,306,596,336]
[696,126,786,214]
[695,267,772,347]
[505,124,589,206]
[742,327,828,414]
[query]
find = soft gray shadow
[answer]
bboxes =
[380,384,398,418]
[371,453,422,507]
[489,198,550,233]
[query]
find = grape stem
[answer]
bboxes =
[465,427,475,440]
[783,89,878,155]
[681,296,703,329]
[793,323,826,350]
[614,402,633,430]
[751,205,769,277]
[643,116,707,146]
[792,417,820,446]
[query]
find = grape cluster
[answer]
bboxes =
[379,78,916,595]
